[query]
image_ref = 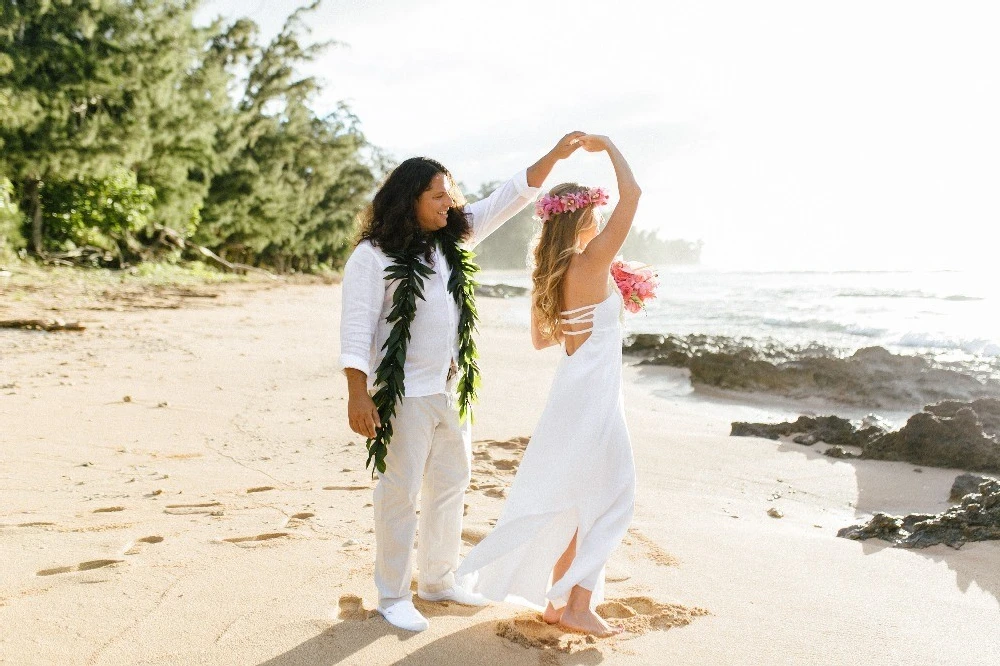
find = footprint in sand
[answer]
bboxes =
[93,506,125,513]
[322,485,369,491]
[164,502,223,515]
[37,559,124,577]
[596,597,711,634]
[471,438,527,479]
[626,527,680,567]
[285,512,315,528]
[483,436,529,450]
[221,532,290,545]
[461,526,488,546]
[18,522,55,527]
[496,597,710,653]
[124,535,164,555]
[246,486,275,493]
[337,594,376,621]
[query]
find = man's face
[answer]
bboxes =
[415,173,454,233]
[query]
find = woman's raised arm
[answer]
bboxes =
[579,136,641,267]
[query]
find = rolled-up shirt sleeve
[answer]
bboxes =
[465,169,541,248]
[339,244,384,377]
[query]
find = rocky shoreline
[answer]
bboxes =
[624,333,1000,409]
[732,399,1000,548]
[838,476,1000,549]
[731,398,1000,473]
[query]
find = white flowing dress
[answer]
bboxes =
[456,289,636,610]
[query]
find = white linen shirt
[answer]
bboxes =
[339,169,540,397]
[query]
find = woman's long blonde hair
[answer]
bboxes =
[530,183,599,342]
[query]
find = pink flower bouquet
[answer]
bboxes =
[611,258,659,313]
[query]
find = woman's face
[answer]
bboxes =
[415,172,455,232]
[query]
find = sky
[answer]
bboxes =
[195,0,1000,272]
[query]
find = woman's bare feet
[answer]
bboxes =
[542,602,563,624]
[558,606,623,637]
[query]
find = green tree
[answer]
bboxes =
[0,0,156,253]
[621,229,702,266]
[1,0,377,270]
[130,1,237,241]
[198,3,376,270]
[42,166,155,264]
[0,177,26,259]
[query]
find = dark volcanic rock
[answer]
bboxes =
[838,512,904,542]
[623,333,669,354]
[624,334,1000,408]
[736,399,1000,473]
[730,415,887,448]
[823,446,858,459]
[622,334,692,367]
[730,421,796,440]
[690,351,794,392]
[838,479,1000,548]
[697,346,995,408]
[950,473,998,502]
[925,398,1000,438]
[474,283,528,298]
[862,399,1000,473]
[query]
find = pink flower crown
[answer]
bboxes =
[533,187,610,222]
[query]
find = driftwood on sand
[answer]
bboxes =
[155,226,277,280]
[0,319,85,332]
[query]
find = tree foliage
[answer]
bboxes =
[0,177,25,258]
[42,166,155,260]
[0,0,377,271]
[621,229,702,266]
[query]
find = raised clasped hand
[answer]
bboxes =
[577,134,611,153]
[551,131,587,159]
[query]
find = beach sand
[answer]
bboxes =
[1,281,998,665]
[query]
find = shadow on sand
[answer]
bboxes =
[772,436,1000,607]
[257,611,605,666]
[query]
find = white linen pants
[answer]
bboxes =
[373,394,472,607]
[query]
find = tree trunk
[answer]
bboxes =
[26,178,43,255]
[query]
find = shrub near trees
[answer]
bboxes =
[0,178,25,261]
[0,0,378,271]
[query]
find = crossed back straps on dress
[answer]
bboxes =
[559,303,598,336]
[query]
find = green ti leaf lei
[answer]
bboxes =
[365,236,481,475]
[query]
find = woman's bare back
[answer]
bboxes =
[560,253,612,356]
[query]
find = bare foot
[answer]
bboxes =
[542,602,563,624]
[558,607,623,637]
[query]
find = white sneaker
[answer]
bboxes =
[418,585,489,607]
[378,600,429,632]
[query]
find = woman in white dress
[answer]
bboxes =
[457,134,641,636]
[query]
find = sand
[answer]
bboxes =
[1,280,998,665]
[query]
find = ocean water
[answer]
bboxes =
[480,268,1000,367]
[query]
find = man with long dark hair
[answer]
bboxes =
[340,132,584,632]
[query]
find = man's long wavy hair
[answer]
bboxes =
[357,157,470,260]
[530,183,599,342]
